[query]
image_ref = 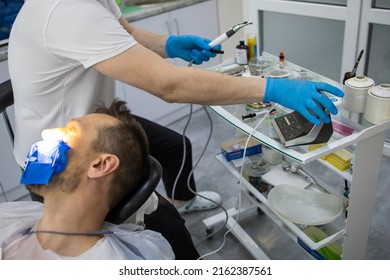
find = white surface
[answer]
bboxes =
[261,165,310,189]
[267,184,343,226]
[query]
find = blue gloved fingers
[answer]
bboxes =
[211,44,222,51]
[208,44,222,54]
[306,99,331,124]
[192,37,213,51]
[315,82,344,98]
[298,106,321,126]
[190,57,202,65]
[263,78,336,125]
[314,91,339,115]
[166,35,221,62]
[191,49,210,63]
[190,52,203,65]
[201,49,217,58]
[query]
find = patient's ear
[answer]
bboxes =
[88,154,120,179]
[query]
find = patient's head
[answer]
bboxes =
[27,99,149,208]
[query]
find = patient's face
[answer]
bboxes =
[40,114,119,191]
[42,113,118,156]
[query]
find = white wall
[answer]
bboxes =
[217,0,244,60]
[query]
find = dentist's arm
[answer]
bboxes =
[118,17,220,64]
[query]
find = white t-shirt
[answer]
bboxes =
[8,0,137,166]
[0,201,174,260]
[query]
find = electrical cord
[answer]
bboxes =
[0,180,9,202]
[25,228,113,236]
[170,102,229,244]
[169,59,229,247]
[197,103,279,260]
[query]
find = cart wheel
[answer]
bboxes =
[205,227,214,239]
[257,207,264,215]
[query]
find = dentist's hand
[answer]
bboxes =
[165,35,222,65]
[264,78,344,125]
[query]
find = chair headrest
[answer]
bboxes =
[0,80,14,113]
[105,155,162,224]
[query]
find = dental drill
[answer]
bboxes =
[209,21,253,48]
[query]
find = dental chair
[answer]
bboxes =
[0,79,162,224]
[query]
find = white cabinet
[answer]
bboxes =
[116,0,221,125]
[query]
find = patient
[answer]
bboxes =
[0,99,174,259]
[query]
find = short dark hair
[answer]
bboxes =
[93,99,149,208]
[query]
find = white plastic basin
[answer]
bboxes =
[268,184,344,225]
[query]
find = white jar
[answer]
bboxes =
[343,75,374,113]
[364,84,390,124]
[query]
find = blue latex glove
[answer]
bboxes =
[264,78,344,125]
[165,35,222,65]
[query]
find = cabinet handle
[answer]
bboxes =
[173,18,180,35]
[165,21,172,35]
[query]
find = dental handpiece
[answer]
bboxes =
[188,21,252,67]
[282,162,317,185]
[208,21,253,48]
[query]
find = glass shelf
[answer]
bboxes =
[215,153,346,254]
[210,104,367,164]
[208,56,390,165]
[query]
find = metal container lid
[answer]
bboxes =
[346,75,374,88]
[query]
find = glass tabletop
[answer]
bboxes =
[208,56,390,164]
[210,103,366,164]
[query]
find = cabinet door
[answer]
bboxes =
[170,0,221,68]
[130,12,176,65]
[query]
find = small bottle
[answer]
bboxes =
[246,33,257,60]
[235,40,249,65]
[279,51,285,69]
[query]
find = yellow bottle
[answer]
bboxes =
[247,34,257,60]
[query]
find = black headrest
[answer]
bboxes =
[0,80,14,113]
[105,155,162,224]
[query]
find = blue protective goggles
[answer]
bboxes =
[20,140,71,185]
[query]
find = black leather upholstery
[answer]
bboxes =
[0,80,13,113]
[1,79,161,224]
[0,79,14,142]
[105,155,162,224]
